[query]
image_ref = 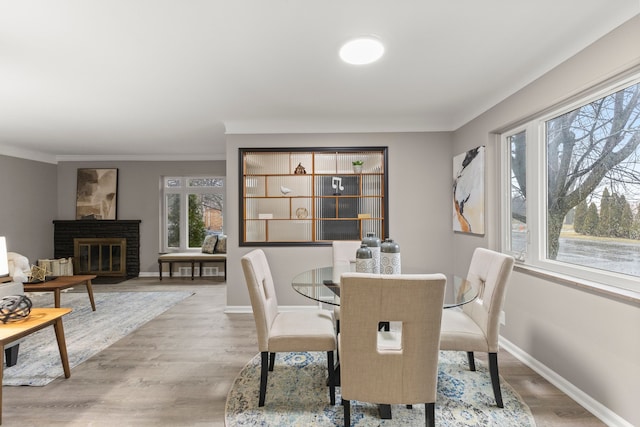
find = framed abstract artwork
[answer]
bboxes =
[76,168,118,220]
[452,146,485,234]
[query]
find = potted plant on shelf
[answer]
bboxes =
[352,160,363,174]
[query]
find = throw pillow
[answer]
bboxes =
[202,235,218,254]
[214,235,227,254]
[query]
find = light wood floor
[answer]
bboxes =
[2,278,603,426]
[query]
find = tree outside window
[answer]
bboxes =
[163,177,224,251]
[507,78,640,284]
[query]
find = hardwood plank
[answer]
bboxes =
[2,278,603,426]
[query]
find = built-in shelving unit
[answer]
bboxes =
[239,147,388,246]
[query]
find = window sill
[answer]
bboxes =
[514,263,640,306]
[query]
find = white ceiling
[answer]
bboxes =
[1,1,638,161]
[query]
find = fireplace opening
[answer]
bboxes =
[74,238,127,276]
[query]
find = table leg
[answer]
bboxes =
[85,280,96,311]
[54,290,61,308]
[191,261,195,280]
[53,318,71,378]
[158,261,163,280]
[199,262,204,278]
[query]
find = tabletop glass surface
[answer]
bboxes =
[291,265,478,308]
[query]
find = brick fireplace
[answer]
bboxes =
[54,220,141,278]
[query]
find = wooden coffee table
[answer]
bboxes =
[0,308,72,424]
[23,275,97,311]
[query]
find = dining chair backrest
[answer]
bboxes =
[240,249,279,353]
[332,241,361,265]
[339,272,446,405]
[332,241,361,283]
[462,247,515,352]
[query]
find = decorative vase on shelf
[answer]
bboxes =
[356,244,374,273]
[381,238,401,274]
[362,232,381,273]
[352,162,363,174]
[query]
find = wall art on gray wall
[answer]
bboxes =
[76,168,118,220]
[452,146,485,235]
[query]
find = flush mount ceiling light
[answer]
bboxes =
[339,36,384,65]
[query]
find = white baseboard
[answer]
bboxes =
[224,306,252,314]
[499,337,634,427]
[224,305,327,314]
[138,272,156,277]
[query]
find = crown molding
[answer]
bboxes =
[1,145,227,164]
[0,145,58,164]
[55,154,226,162]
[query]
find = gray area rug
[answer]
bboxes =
[3,291,193,386]
[226,351,536,426]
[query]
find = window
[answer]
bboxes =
[501,74,640,293]
[161,176,224,252]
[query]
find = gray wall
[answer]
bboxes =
[0,155,58,261]
[56,160,225,273]
[452,15,640,427]
[2,14,637,425]
[225,132,454,307]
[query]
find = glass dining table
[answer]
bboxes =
[291,265,479,420]
[291,265,479,308]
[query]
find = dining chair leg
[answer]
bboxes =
[259,351,269,407]
[327,351,336,405]
[466,351,476,371]
[343,399,351,426]
[268,352,276,371]
[489,352,504,408]
[425,402,435,427]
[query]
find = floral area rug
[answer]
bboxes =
[226,351,536,426]
[3,291,193,386]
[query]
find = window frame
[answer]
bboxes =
[500,71,640,294]
[160,176,225,252]
[500,125,530,261]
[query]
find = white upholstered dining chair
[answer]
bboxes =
[240,249,337,407]
[331,241,360,280]
[331,241,361,333]
[339,273,446,426]
[439,247,515,408]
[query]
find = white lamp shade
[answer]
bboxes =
[0,237,8,277]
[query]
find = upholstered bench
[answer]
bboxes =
[158,253,227,281]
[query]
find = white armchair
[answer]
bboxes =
[7,252,30,283]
